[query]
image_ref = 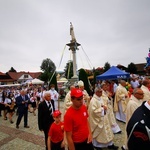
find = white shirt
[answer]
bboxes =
[130,80,140,89]
[49,89,59,101]
[4,98,11,104]
[145,101,150,110]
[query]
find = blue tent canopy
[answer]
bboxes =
[96,66,130,80]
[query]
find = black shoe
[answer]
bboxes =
[93,146,102,150]
[16,125,19,129]
[108,144,119,150]
[24,125,30,128]
[121,146,125,150]
[116,119,125,123]
[114,131,122,134]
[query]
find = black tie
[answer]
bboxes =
[48,101,52,115]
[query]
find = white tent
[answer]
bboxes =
[57,77,68,83]
[31,78,44,84]
[57,78,68,89]
[0,84,21,87]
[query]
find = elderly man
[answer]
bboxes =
[77,80,90,108]
[122,88,144,150]
[38,91,55,150]
[88,87,118,150]
[126,88,144,122]
[16,89,30,129]
[114,80,129,123]
[62,85,75,119]
[140,79,150,101]
[101,82,121,134]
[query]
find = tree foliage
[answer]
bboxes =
[39,58,57,90]
[127,62,137,74]
[103,62,111,72]
[39,71,51,83]
[8,67,17,72]
[40,58,56,72]
[78,68,92,95]
[93,69,101,86]
[64,60,73,79]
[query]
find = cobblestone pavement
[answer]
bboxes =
[0,101,125,150]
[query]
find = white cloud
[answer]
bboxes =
[0,0,150,73]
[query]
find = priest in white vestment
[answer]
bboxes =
[88,87,119,150]
[140,79,150,101]
[121,88,144,150]
[101,83,121,134]
[114,80,129,123]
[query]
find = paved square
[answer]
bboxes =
[0,138,45,150]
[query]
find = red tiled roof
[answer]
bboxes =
[7,72,42,80]
[7,72,23,80]
[0,72,5,75]
[29,72,42,78]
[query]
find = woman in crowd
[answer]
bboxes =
[4,92,15,123]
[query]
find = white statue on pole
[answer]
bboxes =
[70,22,76,42]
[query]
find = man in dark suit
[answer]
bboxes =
[16,89,30,128]
[38,91,55,150]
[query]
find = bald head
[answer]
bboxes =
[142,79,150,87]
[120,80,126,87]
[133,88,144,100]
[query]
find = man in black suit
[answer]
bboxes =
[38,91,55,150]
[16,89,30,128]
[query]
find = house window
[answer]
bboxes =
[24,75,29,78]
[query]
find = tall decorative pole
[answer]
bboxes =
[66,22,80,83]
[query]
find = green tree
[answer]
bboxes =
[93,69,101,85]
[103,62,111,72]
[40,58,56,73]
[64,60,73,79]
[78,68,92,95]
[39,71,51,83]
[40,58,57,90]
[127,62,137,74]
[8,67,17,72]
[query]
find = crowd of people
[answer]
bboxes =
[0,75,150,150]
